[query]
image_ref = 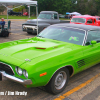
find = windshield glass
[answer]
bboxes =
[38,13,52,19]
[37,26,85,45]
[71,18,86,23]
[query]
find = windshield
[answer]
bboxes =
[37,26,85,45]
[38,13,52,19]
[71,18,86,23]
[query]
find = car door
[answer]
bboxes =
[81,30,100,70]
[50,13,60,24]
[86,18,94,25]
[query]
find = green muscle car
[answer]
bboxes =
[0,23,100,94]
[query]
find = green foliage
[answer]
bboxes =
[13,5,25,12]
[71,0,77,3]
[1,0,100,17]
[33,0,100,16]
[0,6,6,14]
[37,0,73,14]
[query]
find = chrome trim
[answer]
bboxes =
[0,62,14,75]
[84,29,100,46]
[0,71,32,85]
[23,25,37,30]
[82,31,87,46]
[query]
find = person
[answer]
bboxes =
[0,18,5,29]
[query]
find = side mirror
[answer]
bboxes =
[91,40,97,44]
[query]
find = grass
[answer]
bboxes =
[0,15,70,20]
[0,15,36,19]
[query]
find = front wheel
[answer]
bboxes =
[45,67,69,94]
[27,32,32,34]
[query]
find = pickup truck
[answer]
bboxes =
[22,11,70,35]
[70,15,100,26]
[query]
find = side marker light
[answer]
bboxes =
[40,72,47,77]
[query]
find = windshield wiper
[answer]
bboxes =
[52,39,59,41]
[37,36,45,38]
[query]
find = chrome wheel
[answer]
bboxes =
[45,68,69,94]
[55,71,67,90]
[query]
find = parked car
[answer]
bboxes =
[23,12,29,16]
[93,16,100,20]
[70,15,100,26]
[59,14,65,18]
[22,11,70,35]
[8,10,22,16]
[1,23,100,94]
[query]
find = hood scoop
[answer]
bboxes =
[35,46,58,50]
[35,47,46,50]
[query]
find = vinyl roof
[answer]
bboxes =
[51,23,100,31]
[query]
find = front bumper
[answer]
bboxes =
[0,71,32,85]
[22,25,37,33]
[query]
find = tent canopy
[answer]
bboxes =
[0,0,39,34]
[0,0,38,18]
[66,12,70,14]
[0,0,37,6]
[69,12,81,15]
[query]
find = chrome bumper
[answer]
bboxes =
[0,71,32,85]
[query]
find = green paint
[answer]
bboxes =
[0,35,100,88]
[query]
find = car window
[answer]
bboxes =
[53,14,58,19]
[86,30,100,45]
[94,19,95,23]
[87,19,93,24]
[71,18,86,23]
[38,13,52,19]
[38,26,85,45]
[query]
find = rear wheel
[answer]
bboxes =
[45,67,69,94]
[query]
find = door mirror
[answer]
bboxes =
[91,40,97,44]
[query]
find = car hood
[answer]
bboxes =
[23,19,52,25]
[0,37,81,67]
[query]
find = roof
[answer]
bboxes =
[40,11,58,14]
[72,15,96,19]
[0,0,37,6]
[51,23,100,31]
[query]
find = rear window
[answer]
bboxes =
[71,18,86,23]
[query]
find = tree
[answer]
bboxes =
[0,6,6,15]
[37,0,73,14]
[13,5,25,14]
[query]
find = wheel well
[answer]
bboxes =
[46,66,74,86]
[65,65,74,77]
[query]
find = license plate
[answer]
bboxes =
[0,73,2,81]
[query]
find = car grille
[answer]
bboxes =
[0,63,14,75]
[27,28,33,31]
[77,59,85,68]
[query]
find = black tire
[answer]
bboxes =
[27,32,37,35]
[27,32,32,34]
[45,67,69,94]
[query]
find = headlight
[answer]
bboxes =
[15,67,22,75]
[35,26,37,29]
[23,70,28,78]
[23,25,25,28]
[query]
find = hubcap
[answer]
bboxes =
[55,71,67,90]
